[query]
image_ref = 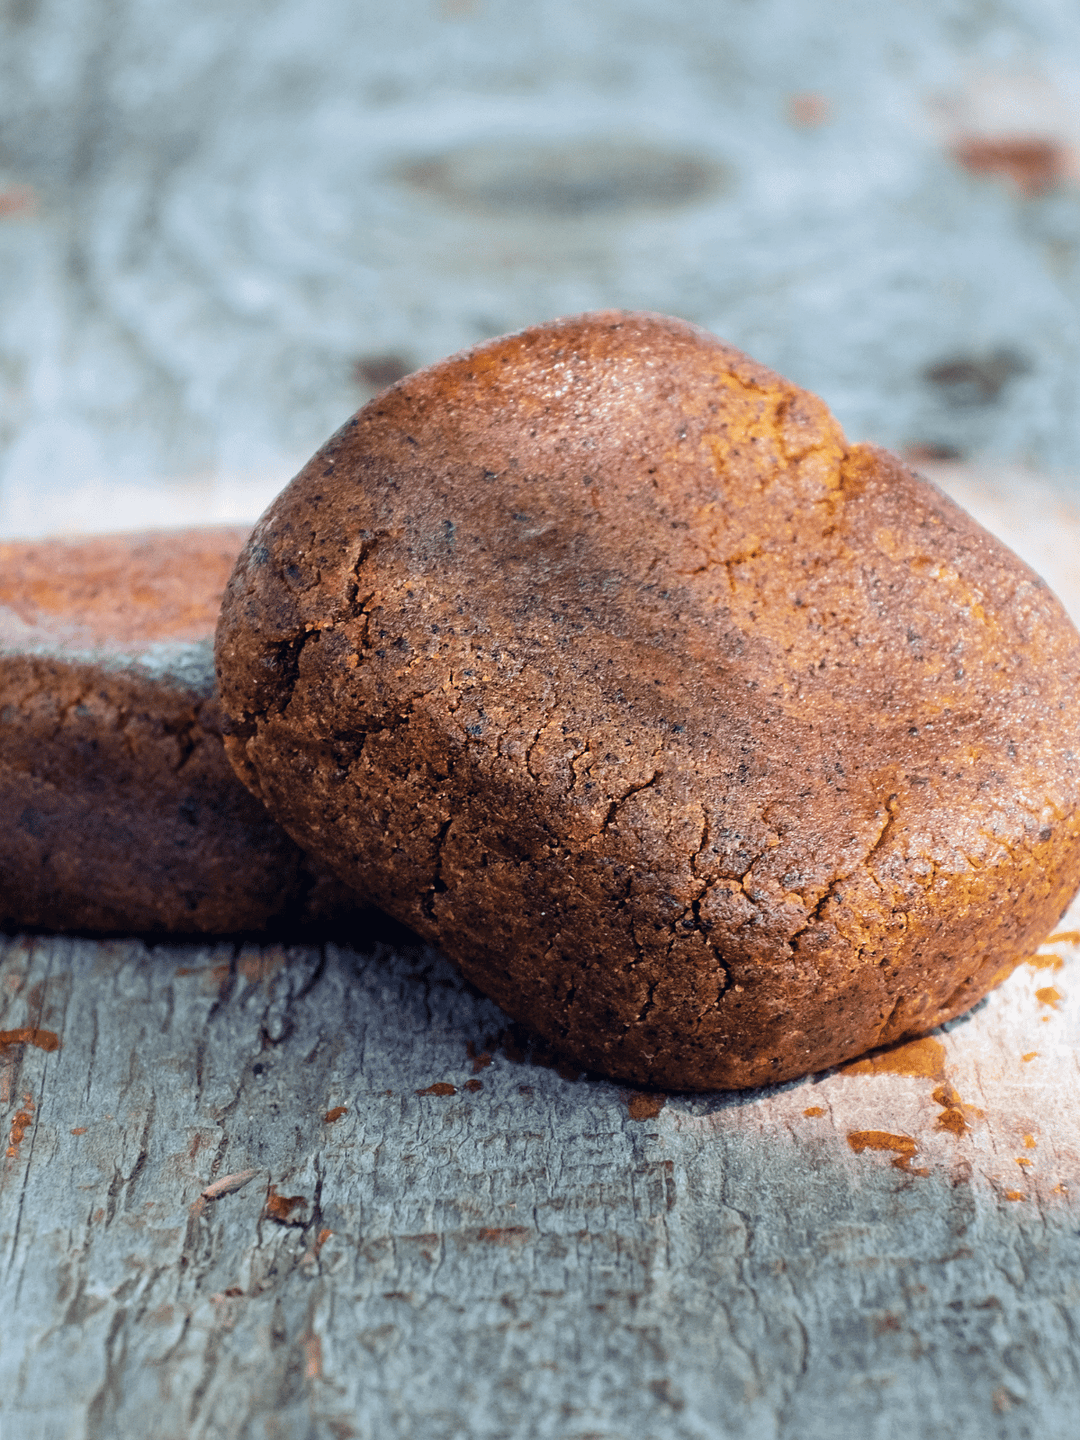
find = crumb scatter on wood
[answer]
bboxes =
[846,1129,928,1175]
[0,1028,60,1052]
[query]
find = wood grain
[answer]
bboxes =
[2,897,1078,1438]
[2,4,1080,1429]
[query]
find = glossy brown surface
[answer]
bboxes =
[1,527,360,934]
[216,312,1080,1088]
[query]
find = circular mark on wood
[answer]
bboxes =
[395,139,723,217]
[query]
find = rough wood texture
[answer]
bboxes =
[3,2,1080,1433]
[4,0,1080,541]
[2,895,1078,1439]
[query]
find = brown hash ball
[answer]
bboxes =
[215,312,1080,1089]
[0,527,360,934]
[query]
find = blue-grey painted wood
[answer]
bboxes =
[1,903,1078,1439]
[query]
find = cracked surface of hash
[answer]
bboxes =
[0,529,359,934]
[215,312,1080,1088]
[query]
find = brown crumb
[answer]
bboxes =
[847,1130,928,1175]
[416,1082,456,1097]
[932,1083,984,1136]
[265,1185,308,1222]
[843,1035,946,1083]
[466,1041,493,1073]
[0,184,36,218]
[952,135,1069,197]
[6,1108,33,1157]
[934,1094,967,1136]
[1027,952,1065,971]
[787,93,829,127]
[803,1105,825,1117]
[464,1078,483,1093]
[627,1092,666,1121]
[324,1106,347,1123]
[0,1028,60,1052]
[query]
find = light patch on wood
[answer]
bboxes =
[201,1169,259,1200]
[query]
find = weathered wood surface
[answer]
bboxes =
[2,896,1079,1440]
[3,2,1080,1434]
[3,0,1080,542]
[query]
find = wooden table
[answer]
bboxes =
[3,2,1080,1431]
[2,897,1078,1439]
